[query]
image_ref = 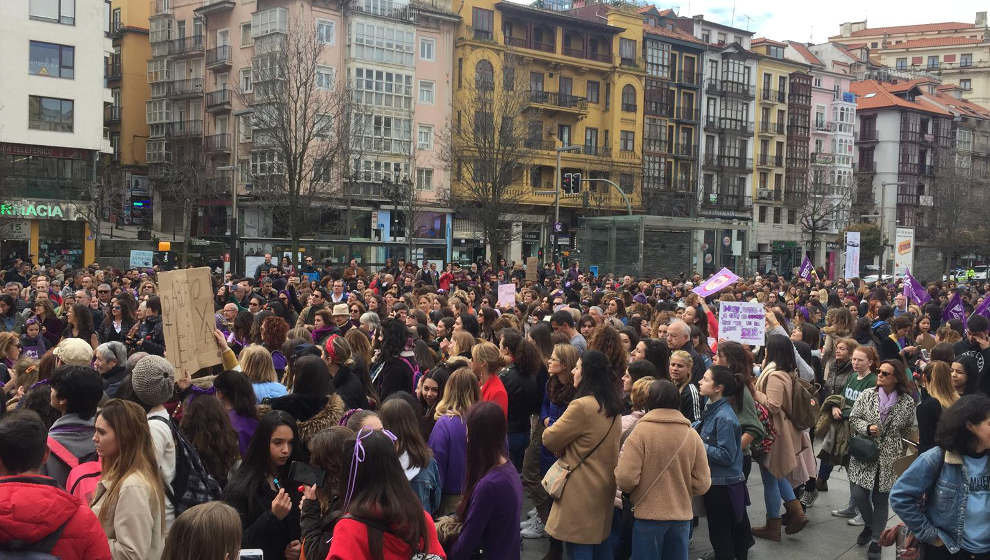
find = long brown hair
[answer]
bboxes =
[547,343,578,405]
[380,398,433,470]
[308,426,354,512]
[161,501,241,560]
[458,401,507,519]
[434,368,479,419]
[925,360,959,409]
[95,399,166,528]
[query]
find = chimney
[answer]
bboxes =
[839,22,852,37]
[851,21,867,34]
[977,11,987,28]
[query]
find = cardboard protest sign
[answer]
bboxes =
[497,284,516,308]
[159,267,222,376]
[526,257,540,282]
[718,301,766,347]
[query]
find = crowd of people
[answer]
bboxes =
[1,252,990,560]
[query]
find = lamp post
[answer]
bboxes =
[553,144,582,264]
[863,181,905,278]
[231,108,254,276]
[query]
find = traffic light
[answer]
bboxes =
[561,172,582,194]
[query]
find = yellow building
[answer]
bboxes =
[751,39,796,203]
[106,0,152,222]
[451,0,643,259]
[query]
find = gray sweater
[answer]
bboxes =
[42,413,97,489]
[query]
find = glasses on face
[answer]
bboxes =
[112,306,121,311]
[98,289,110,294]
[351,309,360,314]
[877,370,894,377]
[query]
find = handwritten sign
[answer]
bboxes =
[159,267,221,376]
[718,301,766,347]
[498,283,516,308]
[692,267,739,297]
[526,257,540,282]
[129,250,154,269]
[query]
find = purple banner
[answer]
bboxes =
[943,291,967,331]
[903,269,931,305]
[692,267,740,298]
[798,256,813,280]
[972,295,990,321]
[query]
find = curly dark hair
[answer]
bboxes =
[261,315,290,351]
[179,395,240,486]
[935,394,990,454]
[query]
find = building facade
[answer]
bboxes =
[0,0,113,268]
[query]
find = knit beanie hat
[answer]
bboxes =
[131,355,175,407]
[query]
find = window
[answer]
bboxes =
[354,68,413,109]
[316,19,335,46]
[29,95,73,132]
[787,208,795,224]
[417,124,433,150]
[239,67,252,92]
[353,112,413,155]
[619,38,636,65]
[620,173,634,194]
[29,41,74,79]
[418,80,435,104]
[503,65,515,90]
[475,60,494,90]
[315,114,333,138]
[768,45,783,59]
[717,32,726,44]
[251,151,283,176]
[961,53,973,67]
[239,114,252,142]
[316,66,335,89]
[416,168,433,190]
[241,23,252,46]
[896,57,907,70]
[961,79,972,90]
[620,130,634,152]
[927,55,939,69]
[584,127,598,153]
[420,37,435,61]
[353,22,415,66]
[587,80,600,103]
[644,40,670,79]
[773,206,781,224]
[759,205,767,222]
[30,0,74,25]
[702,32,710,43]
[472,8,493,40]
[621,84,636,112]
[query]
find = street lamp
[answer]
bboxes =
[553,144,582,264]
[871,181,905,278]
[231,108,254,276]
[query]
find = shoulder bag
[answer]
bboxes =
[542,415,617,500]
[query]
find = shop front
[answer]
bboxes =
[0,199,95,269]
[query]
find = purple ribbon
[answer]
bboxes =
[343,427,398,509]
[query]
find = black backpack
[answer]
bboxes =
[149,415,222,515]
[0,516,70,559]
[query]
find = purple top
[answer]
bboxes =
[428,414,467,495]
[449,462,522,560]
[228,410,259,457]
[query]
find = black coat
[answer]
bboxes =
[333,365,368,411]
[372,356,415,402]
[224,474,301,560]
[499,364,542,434]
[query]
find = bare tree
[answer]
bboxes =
[155,139,217,267]
[927,151,985,274]
[381,177,425,262]
[83,156,128,259]
[440,59,533,260]
[800,170,849,256]
[236,11,356,266]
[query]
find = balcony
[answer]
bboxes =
[350,1,415,22]
[670,143,697,158]
[704,118,754,135]
[813,121,836,133]
[204,133,231,154]
[561,45,611,63]
[784,190,808,206]
[104,105,122,124]
[526,90,587,114]
[579,144,609,157]
[703,154,753,171]
[166,78,204,99]
[674,107,700,122]
[758,121,786,135]
[810,152,836,165]
[523,139,555,151]
[700,190,752,215]
[761,88,779,103]
[705,79,755,99]
[252,8,288,38]
[150,0,172,17]
[857,161,876,173]
[195,0,235,15]
[787,124,810,138]
[617,149,639,160]
[106,59,122,81]
[205,89,232,112]
[859,129,878,142]
[757,187,781,202]
[168,36,205,57]
[757,154,784,168]
[676,71,703,88]
[206,45,232,70]
[165,120,204,138]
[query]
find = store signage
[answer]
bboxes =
[0,199,82,221]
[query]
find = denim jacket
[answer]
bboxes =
[889,447,969,554]
[408,457,442,516]
[693,398,745,486]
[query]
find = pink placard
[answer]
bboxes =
[692,267,739,298]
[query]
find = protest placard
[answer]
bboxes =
[692,268,739,298]
[129,250,154,269]
[526,257,540,282]
[498,283,516,308]
[718,301,766,347]
[158,267,221,376]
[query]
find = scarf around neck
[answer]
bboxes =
[878,386,898,423]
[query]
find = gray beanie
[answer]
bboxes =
[131,355,175,407]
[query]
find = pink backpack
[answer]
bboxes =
[47,437,101,504]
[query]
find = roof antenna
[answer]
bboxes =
[730,0,735,27]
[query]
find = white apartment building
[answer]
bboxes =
[0,0,113,268]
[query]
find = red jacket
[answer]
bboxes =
[0,474,111,560]
[327,511,446,560]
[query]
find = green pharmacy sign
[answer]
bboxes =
[0,201,68,219]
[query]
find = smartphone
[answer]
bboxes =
[289,460,325,488]
[239,550,263,560]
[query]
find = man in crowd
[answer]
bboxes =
[667,319,706,384]
[550,309,587,354]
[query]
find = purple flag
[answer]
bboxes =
[798,256,813,280]
[903,269,931,305]
[943,291,967,331]
[972,295,990,321]
[692,267,740,297]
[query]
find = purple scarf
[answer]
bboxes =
[878,387,898,424]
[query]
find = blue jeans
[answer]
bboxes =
[818,459,835,481]
[508,431,529,471]
[631,519,690,560]
[565,541,614,560]
[760,465,796,518]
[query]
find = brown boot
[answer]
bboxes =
[783,499,809,534]
[752,516,782,541]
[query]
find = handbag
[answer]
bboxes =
[893,438,920,478]
[848,434,880,462]
[542,416,617,500]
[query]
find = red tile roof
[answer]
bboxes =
[644,23,705,45]
[886,78,937,93]
[752,37,786,47]
[835,21,973,38]
[887,36,983,49]
[787,41,824,66]
[851,80,951,115]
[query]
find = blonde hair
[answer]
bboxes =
[434,367,480,419]
[630,376,655,410]
[669,350,693,368]
[344,328,373,366]
[325,335,356,368]
[4,358,39,395]
[450,330,476,357]
[926,361,960,410]
[470,341,502,372]
[239,344,278,383]
[552,344,579,380]
[162,501,241,560]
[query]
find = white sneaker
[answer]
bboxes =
[526,507,537,519]
[848,513,865,526]
[520,516,540,530]
[521,517,548,539]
